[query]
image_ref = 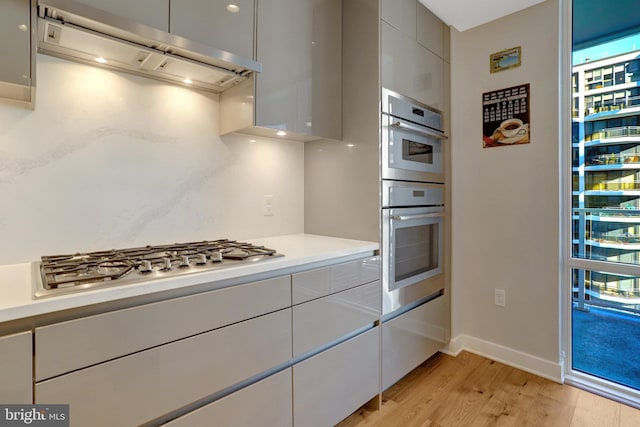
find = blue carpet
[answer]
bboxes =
[572,306,640,390]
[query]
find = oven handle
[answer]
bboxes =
[391,212,444,221]
[390,120,448,140]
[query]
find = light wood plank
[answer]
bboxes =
[620,402,640,427]
[570,389,621,427]
[339,351,640,427]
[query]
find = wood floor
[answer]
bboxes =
[338,351,640,427]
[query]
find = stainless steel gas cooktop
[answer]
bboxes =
[33,239,283,299]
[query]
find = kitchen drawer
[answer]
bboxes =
[293,280,380,357]
[164,369,292,427]
[293,327,380,427]
[292,256,380,304]
[0,331,32,404]
[35,308,292,427]
[382,294,447,390]
[36,275,290,381]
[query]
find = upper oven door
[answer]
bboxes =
[381,114,446,183]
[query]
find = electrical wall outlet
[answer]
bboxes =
[263,195,274,216]
[494,288,506,307]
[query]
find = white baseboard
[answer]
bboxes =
[441,334,563,383]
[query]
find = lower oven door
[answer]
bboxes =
[382,206,444,316]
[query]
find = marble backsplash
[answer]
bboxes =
[0,55,304,265]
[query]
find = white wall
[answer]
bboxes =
[0,55,304,265]
[449,0,561,379]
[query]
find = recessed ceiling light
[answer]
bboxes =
[226,4,240,13]
[18,24,28,32]
[346,143,355,147]
[94,57,107,64]
[276,130,287,137]
[183,78,193,84]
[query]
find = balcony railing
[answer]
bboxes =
[572,209,640,316]
[574,207,640,245]
[585,125,640,142]
[573,281,640,315]
[584,180,640,190]
[585,153,640,166]
[586,230,640,244]
[573,207,640,219]
[585,97,640,116]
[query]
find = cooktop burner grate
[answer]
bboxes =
[35,239,282,298]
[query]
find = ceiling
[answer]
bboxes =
[419,0,640,51]
[418,0,548,32]
[572,0,640,50]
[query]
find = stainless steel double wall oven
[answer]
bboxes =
[380,88,447,318]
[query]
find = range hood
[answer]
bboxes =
[36,0,262,93]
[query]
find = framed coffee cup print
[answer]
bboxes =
[482,83,530,148]
[490,46,521,73]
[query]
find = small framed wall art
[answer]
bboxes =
[490,46,521,73]
[482,83,530,148]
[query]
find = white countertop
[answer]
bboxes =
[0,234,378,324]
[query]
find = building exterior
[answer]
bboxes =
[572,49,640,312]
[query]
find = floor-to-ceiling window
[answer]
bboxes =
[567,0,640,406]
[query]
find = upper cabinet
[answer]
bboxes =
[417,5,447,62]
[380,0,448,111]
[0,0,35,106]
[256,0,342,140]
[170,0,255,60]
[381,0,416,38]
[73,0,170,31]
[221,0,342,141]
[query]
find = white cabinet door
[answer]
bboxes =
[170,0,254,59]
[293,327,380,427]
[0,331,32,404]
[36,309,292,427]
[73,0,169,31]
[165,369,292,427]
[256,0,342,139]
[0,0,32,103]
[381,21,444,110]
[382,295,447,390]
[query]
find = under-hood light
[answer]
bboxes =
[276,130,287,137]
[94,57,107,64]
[182,78,193,85]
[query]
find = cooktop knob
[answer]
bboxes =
[162,258,172,271]
[139,260,153,273]
[211,251,223,263]
[180,255,190,268]
[196,254,207,265]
